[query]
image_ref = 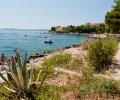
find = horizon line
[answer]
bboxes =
[0,28,50,30]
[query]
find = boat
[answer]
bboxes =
[44,40,53,44]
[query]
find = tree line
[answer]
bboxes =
[50,0,120,34]
[50,23,105,34]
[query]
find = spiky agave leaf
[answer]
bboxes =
[0,72,19,93]
[33,68,37,82]
[3,85,16,93]
[7,72,19,92]
[22,52,27,91]
[1,52,50,99]
[17,56,23,69]
[26,67,33,91]
[29,63,34,83]
[17,63,24,91]
[36,70,43,83]
[11,62,18,76]
[7,61,12,72]
[16,55,26,90]
[0,73,11,86]
[36,71,48,92]
[10,62,23,91]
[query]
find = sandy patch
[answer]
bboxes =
[106,43,120,80]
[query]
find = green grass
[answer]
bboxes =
[42,53,71,67]
[1,70,120,99]
[42,53,83,72]
[0,82,65,100]
[36,85,65,100]
[0,83,17,100]
[57,67,120,99]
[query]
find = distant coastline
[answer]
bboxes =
[0,28,49,31]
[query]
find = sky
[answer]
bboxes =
[0,0,115,29]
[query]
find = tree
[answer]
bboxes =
[51,27,56,31]
[68,25,76,33]
[105,0,120,33]
[95,23,105,34]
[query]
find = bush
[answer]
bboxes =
[88,37,118,71]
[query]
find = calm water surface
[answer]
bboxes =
[0,29,88,59]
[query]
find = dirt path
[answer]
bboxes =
[114,43,120,65]
[107,43,120,80]
[54,67,81,76]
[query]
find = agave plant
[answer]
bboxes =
[0,53,51,99]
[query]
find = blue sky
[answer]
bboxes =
[0,0,114,29]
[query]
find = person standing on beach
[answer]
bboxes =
[10,56,16,64]
[1,53,6,70]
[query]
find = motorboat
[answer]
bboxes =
[44,40,53,44]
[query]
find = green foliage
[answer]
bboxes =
[36,85,65,100]
[78,77,119,96]
[96,23,105,34]
[82,67,94,83]
[42,53,83,72]
[77,70,119,97]
[42,53,71,67]
[0,83,65,100]
[0,83,13,99]
[102,79,118,94]
[50,27,56,32]
[105,0,120,33]
[68,25,76,33]
[88,37,118,71]
[69,57,83,70]
[0,53,52,99]
[50,23,105,34]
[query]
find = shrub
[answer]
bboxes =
[88,37,118,71]
[102,79,118,95]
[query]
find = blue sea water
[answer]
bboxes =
[0,29,88,59]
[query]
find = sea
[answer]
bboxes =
[0,29,89,59]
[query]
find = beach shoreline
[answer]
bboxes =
[17,33,120,62]
[1,36,120,83]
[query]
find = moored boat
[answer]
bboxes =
[44,40,53,44]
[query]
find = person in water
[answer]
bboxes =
[1,53,6,70]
